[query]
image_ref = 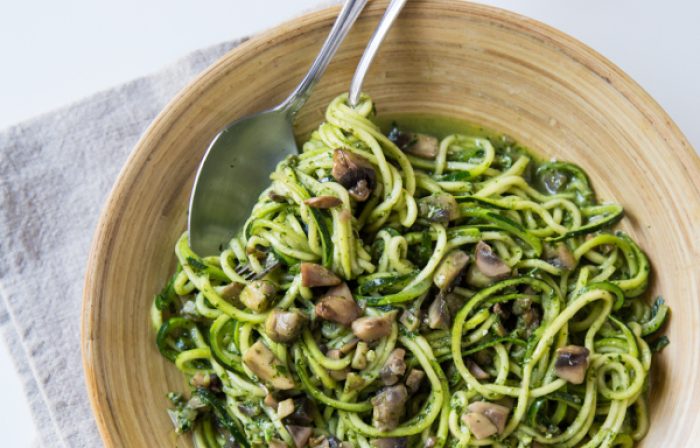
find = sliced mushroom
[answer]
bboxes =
[444,292,466,316]
[388,126,439,159]
[352,341,369,369]
[285,396,314,426]
[466,358,490,380]
[380,349,407,385]
[242,340,295,390]
[239,280,278,312]
[404,368,425,394]
[332,149,377,202]
[405,133,439,159]
[352,313,396,342]
[304,195,342,209]
[277,398,295,419]
[462,412,498,440]
[219,282,244,301]
[189,372,212,388]
[399,308,421,332]
[264,392,278,409]
[371,438,409,448]
[475,241,511,279]
[266,308,307,343]
[543,242,577,270]
[465,263,493,288]
[418,193,460,223]
[269,439,287,448]
[326,349,350,380]
[315,295,361,326]
[286,425,313,448]
[324,282,353,301]
[371,385,408,431]
[433,250,470,290]
[427,294,451,330]
[301,262,341,288]
[554,345,590,384]
[467,401,510,434]
[339,338,359,355]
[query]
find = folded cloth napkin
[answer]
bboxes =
[0,38,247,448]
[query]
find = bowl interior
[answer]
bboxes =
[82,1,700,446]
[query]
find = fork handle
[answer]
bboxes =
[348,0,407,107]
[279,0,369,116]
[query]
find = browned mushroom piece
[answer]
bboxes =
[266,308,308,343]
[339,338,359,355]
[286,425,313,448]
[427,294,451,330]
[304,195,343,209]
[352,313,396,342]
[301,262,342,288]
[308,436,328,448]
[285,396,314,426]
[371,437,409,448]
[315,295,361,326]
[264,392,279,409]
[219,282,244,301]
[324,282,353,301]
[242,340,295,390]
[332,148,377,202]
[434,250,470,290]
[399,308,421,332]
[189,372,212,388]
[462,412,498,440]
[418,192,460,223]
[269,439,288,448]
[371,385,408,431]
[404,133,439,159]
[467,401,510,434]
[326,349,350,381]
[404,368,425,394]
[444,292,466,316]
[351,342,370,369]
[554,345,590,384]
[379,348,407,385]
[277,398,295,419]
[466,358,490,380]
[475,241,511,279]
[543,242,577,270]
[465,263,493,288]
[239,280,278,312]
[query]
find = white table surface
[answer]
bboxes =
[1,0,698,446]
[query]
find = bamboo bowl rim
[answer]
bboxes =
[82,1,700,446]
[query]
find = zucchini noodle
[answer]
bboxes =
[152,93,669,448]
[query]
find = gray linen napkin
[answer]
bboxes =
[0,38,247,448]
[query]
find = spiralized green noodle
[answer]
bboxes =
[152,93,669,448]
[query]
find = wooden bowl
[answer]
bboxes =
[82,1,700,446]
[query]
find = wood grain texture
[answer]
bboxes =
[81,1,700,446]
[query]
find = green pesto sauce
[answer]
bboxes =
[373,113,547,165]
